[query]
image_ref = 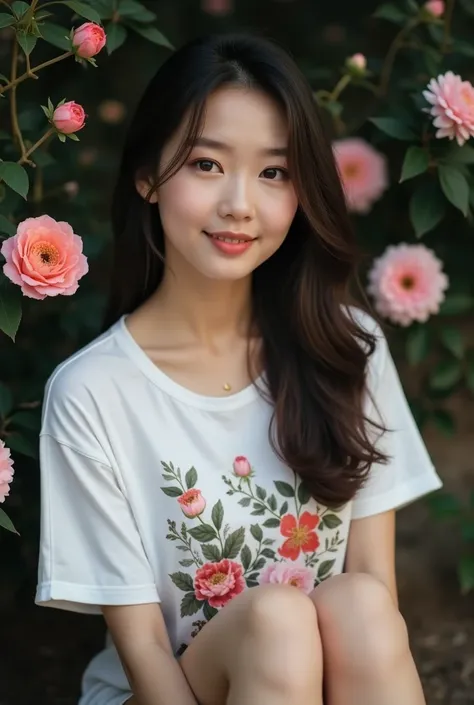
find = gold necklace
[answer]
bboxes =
[223,382,232,392]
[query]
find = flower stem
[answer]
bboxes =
[441,0,456,54]
[10,40,28,162]
[0,51,73,95]
[328,73,351,103]
[378,18,419,96]
[19,127,55,165]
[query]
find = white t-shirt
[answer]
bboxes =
[35,311,442,705]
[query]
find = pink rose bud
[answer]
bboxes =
[52,101,86,134]
[63,181,79,198]
[233,456,251,477]
[177,489,206,518]
[72,22,106,59]
[346,53,367,71]
[424,0,444,16]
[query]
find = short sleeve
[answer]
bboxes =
[35,372,160,614]
[351,325,443,520]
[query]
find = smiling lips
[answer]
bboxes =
[204,230,256,256]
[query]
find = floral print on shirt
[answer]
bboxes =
[160,456,345,645]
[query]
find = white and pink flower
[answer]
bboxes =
[367,243,448,326]
[177,489,206,518]
[333,138,388,214]
[260,563,314,594]
[0,440,14,504]
[423,72,474,146]
[194,559,245,608]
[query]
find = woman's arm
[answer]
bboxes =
[102,603,199,705]
[344,509,398,606]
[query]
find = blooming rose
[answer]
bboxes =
[333,138,388,214]
[423,72,474,146]
[367,244,448,326]
[233,456,252,478]
[177,489,206,518]
[52,101,86,134]
[0,440,14,504]
[260,563,314,594]
[1,215,89,300]
[194,559,245,608]
[72,22,106,59]
[424,0,445,17]
[278,512,320,561]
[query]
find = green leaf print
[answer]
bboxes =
[161,486,183,497]
[279,501,289,516]
[317,560,336,579]
[256,485,267,501]
[268,494,277,511]
[185,466,198,489]
[211,500,224,531]
[202,544,222,562]
[274,480,295,497]
[223,527,245,559]
[253,557,266,571]
[297,482,312,505]
[241,545,252,570]
[251,503,266,516]
[181,592,203,617]
[188,525,218,542]
[261,548,276,559]
[170,572,195,592]
[322,514,343,529]
[203,602,219,621]
[238,497,251,507]
[262,518,280,529]
[179,559,195,567]
[250,524,263,542]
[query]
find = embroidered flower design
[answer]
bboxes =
[260,563,314,594]
[177,488,206,518]
[194,559,245,608]
[278,511,320,561]
[233,455,252,478]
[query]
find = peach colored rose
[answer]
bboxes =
[0,440,14,504]
[72,22,106,59]
[194,559,245,608]
[233,456,251,477]
[260,563,314,594]
[177,489,206,518]
[1,215,88,300]
[52,101,86,134]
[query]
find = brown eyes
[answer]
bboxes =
[191,159,289,180]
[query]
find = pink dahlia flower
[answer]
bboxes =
[177,489,206,518]
[333,138,388,214]
[194,559,245,608]
[260,563,314,594]
[367,244,448,326]
[0,440,14,504]
[423,72,474,146]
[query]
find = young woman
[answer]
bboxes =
[36,33,442,705]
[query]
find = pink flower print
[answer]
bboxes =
[194,559,245,608]
[177,489,206,518]
[260,563,314,594]
[233,456,252,478]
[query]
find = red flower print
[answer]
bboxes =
[194,559,245,608]
[177,489,206,518]
[278,511,320,561]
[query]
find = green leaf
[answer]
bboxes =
[38,22,71,51]
[370,117,415,140]
[0,13,16,29]
[279,500,289,516]
[118,0,156,22]
[373,3,407,22]
[256,485,267,501]
[211,499,224,531]
[188,525,217,543]
[429,359,463,390]
[223,527,245,559]
[180,592,202,617]
[438,165,470,216]
[440,327,464,359]
[0,281,22,341]
[400,146,429,182]
[317,559,336,579]
[0,381,13,416]
[443,144,474,165]
[262,518,280,528]
[185,466,197,489]
[12,1,29,18]
[7,433,37,458]
[202,543,221,561]
[128,22,173,49]
[466,351,474,393]
[238,496,251,507]
[0,215,16,236]
[160,485,182,497]
[458,556,474,594]
[297,481,312,505]
[428,492,461,519]
[170,571,194,592]
[105,21,127,54]
[0,508,19,534]
[241,544,252,570]
[268,494,277,511]
[179,558,195,567]
[274,480,295,497]
[322,514,343,529]
[250,524,263,542]
[0,162,29,199]
[202,601,218,620]
[439,294,474,315]
[409,181,446,237]
[16,31,38,56]
[431,409,455,437]
[406,325,430,365]
[64,1,102,24]
[250,503,265,515]
[11,410,40,431]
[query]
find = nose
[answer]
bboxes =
[217,174,256,221]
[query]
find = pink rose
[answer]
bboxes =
[72,22,106,59]
[0,440,14,504]
[260,563,314,595]
[233,456,251,477]
[1,214,89,300]
[177,489,206,518]
[424,0,444,17]
[194,559,245,608]
[52,101,86,134]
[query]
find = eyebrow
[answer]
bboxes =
[193,137,288,157]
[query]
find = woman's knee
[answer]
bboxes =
[311,573,410,676]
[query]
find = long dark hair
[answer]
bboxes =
[104,32,388,507]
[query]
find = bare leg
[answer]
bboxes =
[126,584,324,705]
[310,573,426,705]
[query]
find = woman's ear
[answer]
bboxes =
[135,175,158,204]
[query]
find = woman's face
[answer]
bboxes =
[137,85,298,282]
